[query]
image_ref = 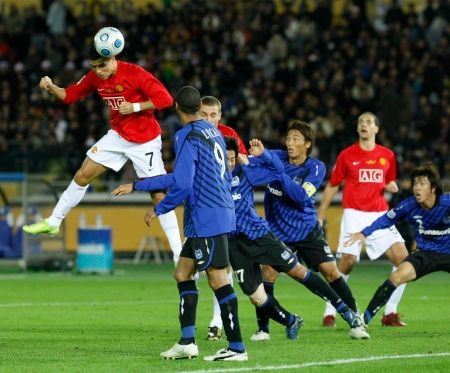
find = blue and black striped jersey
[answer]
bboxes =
[135,119,235,238]
[264,150,326,243]
[362,194,450,254]
[231,151,282,240]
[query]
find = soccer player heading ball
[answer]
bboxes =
[23,31,182,264]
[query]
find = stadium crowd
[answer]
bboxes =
[0,0,449,184]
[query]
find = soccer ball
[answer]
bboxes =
[93,27,125,57]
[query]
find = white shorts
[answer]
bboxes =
[86,130,166,178]
[337,208,404,261]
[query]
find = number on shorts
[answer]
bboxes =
[213,143,226,179]
[234,269,244,283]
[145,152,154,170]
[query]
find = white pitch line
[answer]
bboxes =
[180,352,450,373]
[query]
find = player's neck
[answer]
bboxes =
[110,60,118,77]
[421,194,437,210]
[358,138,376,151]
[180,113,200,125]
[289,154,307,165]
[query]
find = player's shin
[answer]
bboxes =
[177,280,198,345]
[363,279,397,324]
[215,284,245,352]
[255,282,274,333]
[257,295,294,327]
[329,276,357,312]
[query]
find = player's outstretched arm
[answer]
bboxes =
[40,76,66,100]
[112,175,175,196]
[117,100,157,115]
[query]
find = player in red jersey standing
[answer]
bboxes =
[23,45,182,263]
[318,112,409,327]
[199,95,248,341]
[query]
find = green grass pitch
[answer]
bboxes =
[0,262,448,372]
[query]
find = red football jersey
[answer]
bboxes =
[329,143,397,211]
[63,61,173,143]
[218,123,248,155]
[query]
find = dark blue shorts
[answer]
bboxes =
[405,250,450,280]
[181,234,229,271]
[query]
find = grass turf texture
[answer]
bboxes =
[0,262,448,372]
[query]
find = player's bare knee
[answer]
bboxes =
[287,264,307,281]
[317,262,340,282]
[207,277,226,290]
[174,268,192,283]
[74,170,90,186]
[389,271,404,286]
[206,269,229,290]
[262,265,278,282]
[330,266,342,281]
[390,244,409,266]
[249,285,267,306]
[323,268,341,282]
[338,254,356,274]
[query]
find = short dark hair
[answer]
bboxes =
[287,120,316,155]
[88,44,110,62]
[175,86,201,115]
[224,136,238,156]
[201,96,221,111]
[410,162,443,197]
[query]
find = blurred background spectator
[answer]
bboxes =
[0,0,448,189]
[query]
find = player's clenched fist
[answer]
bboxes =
[39,76,53,90]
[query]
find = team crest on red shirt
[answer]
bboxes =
[115,84,124,92]
[379,157,387,166]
